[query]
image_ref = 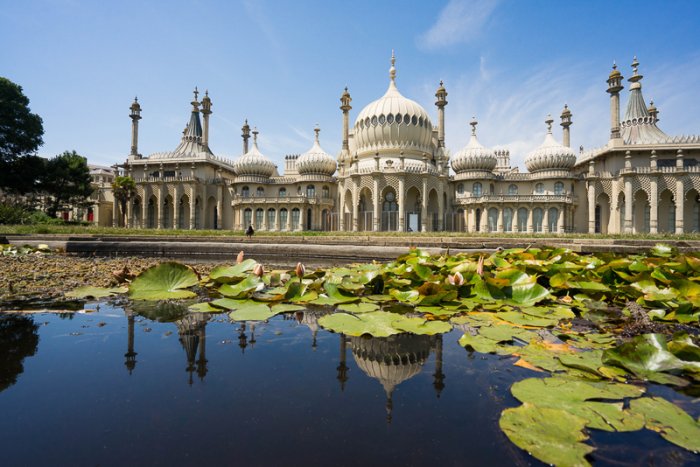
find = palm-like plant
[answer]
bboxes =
[112,175,136,227]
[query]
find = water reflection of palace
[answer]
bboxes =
[124,308,446,418]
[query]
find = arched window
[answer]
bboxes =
[548,207,559,232]
[508,184,518,195]
[280,208,288,230]
[456,183,464,195]
[267,208,275,229]
[488,208,498,232]
[554,181,564,195]
[503,207,513,232]
[256,187,265,197]
[255,208,264,229]
[535,183,544,194]
[517,208,528,232]
[322,186,330,198]
[533,208,543,232]
[291,208,300,229]
[473,182,482,197]
[243,208,252,227]
[279,188,287,197]
[306,185,315,197]
[241,186,250,197]
[489,183,495,195]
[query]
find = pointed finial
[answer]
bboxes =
[205,89,209,97]
[632,56,639,75]
[193,86,199,100]
[252,127,259,144]
[545,114,553,133]
[469,117,478,136]
[134,96,138,102]
[314,125,320,142]
[612,61,617,70]
[440,79,444,86]
[389,50,396,82]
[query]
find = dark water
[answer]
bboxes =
[0,306,697,467]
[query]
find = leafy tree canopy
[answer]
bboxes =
[0,77,44,162]
[42,151,93,216]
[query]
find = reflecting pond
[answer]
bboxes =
[1,306,698,466]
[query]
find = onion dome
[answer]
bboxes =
[232,128,276,177]
[353,51,434,156]
[525,115,576,172]
[296,126,337,176]
[451,118,497,172]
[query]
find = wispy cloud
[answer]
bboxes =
[417,0,501,50]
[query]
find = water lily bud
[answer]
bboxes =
[295,262,306,279]
[476,255,484,277]
[237,251,245,264]
[253,263,264,277]
[448,271,464,286]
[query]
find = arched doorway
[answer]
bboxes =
[306,208,313,230]
[633,190,650,233]
[358,187,373,231]
[405,186,421,232]
[163,195,173,229]
[381,188,398,231]
[685,189,700,233]
[427,189,439,231]
[517,207,528,232]
[147,196,157,229]
[178,194,190,230]
[596,193,610,234]
[658,189,675,233]
[548,207,559,233]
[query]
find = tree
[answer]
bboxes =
[0,77,44,163]
[112,175,136,227]
[0,155,46,196]
[41,151,93,217]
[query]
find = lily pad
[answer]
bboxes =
[318,311,402,337]
[209,259,257,283]
[65,286,127,299]
[188,302,224,313]
[270,303,306,313]
[229,302,275,321]
[392,317,452,335]
[499,403,594,467]
[219,275,263,299]
[629,397,700,452]
[337,302,380,313]
[128,262,198,300]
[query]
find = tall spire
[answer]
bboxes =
[129,96,142,157]
[389,49,396,83]
[545,114,554,134]
[314,124,320,143]
[470,117,478,136]
[241,119,251,154]
[252,126,259,148]
[620,56,667,144]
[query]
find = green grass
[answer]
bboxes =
[2,223,700,241]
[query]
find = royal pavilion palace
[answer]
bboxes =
[92,54,700,235]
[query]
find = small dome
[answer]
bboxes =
[353,53,434,156]
[296,127,337,176]
[525,116,576,172]
[232,129,276,177]
[451,119,497,172]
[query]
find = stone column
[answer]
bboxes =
[421,178,428,232]
[437,183,444,231]
[126,198,133,229]
[141,190,148,228]
[497,208,504,233]
[543,206,550,233]
[398,177,405,232]
[527,207,534,233]
[587,182,596,234]
[481,206,489,232]
[624,179,633,233]
[173,185,181,229]
[189,186,197,230]
[372,177,380,232]
[649,177,658,234]
[352,189,359,232]
[112,198,119,227]
[157,185,164,229]
[558,205,565,233]
[676,179,685,234]
[217,185,223,230]
[338,189,345,231]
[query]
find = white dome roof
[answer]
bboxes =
[232,131,276,177]
[296,127,336,176]
[525,117,576,172]
[451,119,497,172]
[353,54,434,156]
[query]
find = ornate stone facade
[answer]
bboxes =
[108,56,700,234]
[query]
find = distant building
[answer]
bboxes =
[106,55,700,234]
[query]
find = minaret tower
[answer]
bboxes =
[201,90,212,149]
[336,333,349,391]
[560,104,572,147]
[606,62,624,142]
[124,310,137,374]
[129,97,142,158]
[340,87,352,152]
[241,120,251,154]
[435,80,448,148]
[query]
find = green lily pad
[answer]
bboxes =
[229,302,275,321]
[390,289,420,304]
[270,303,306,313]
[629,397,700,452]
[65,286,127,299]
[209,259,257,283]
[188,302,224,313]
[210,298,253,310]
[392,317,452,335]
[499,403,594,467]
[318,311,402,337]
[128,262,198,300]
[496,311,559,327]
[459,333,517,355]
[337,302,380,313]
[219,275,263,299]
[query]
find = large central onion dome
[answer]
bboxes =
[296,126,336,176]
[525,116,576,172]
[353,52,434,156]
[451,118,497,172]
[232,128,276,177]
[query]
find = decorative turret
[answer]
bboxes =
[606,62,624,140]
[241,119,251,154]
[340,87,352,152]
[129,97,142,157]
[150,88,212,160]
[560,104,572,147]
[296,126,337,176]
[232,127,276,177]
[648,99,659,123]
[619,57,668,144]
[451,118,497,173]
[435,80,448,148]
[201,90,212,149]
[524,115,576,173]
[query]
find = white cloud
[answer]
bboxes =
[418,0,501,50]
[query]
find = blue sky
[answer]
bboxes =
[3,0,700,170]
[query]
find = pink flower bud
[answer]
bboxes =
[295,262,306,279]
[253,264,264,277]
[237,251,245,264]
